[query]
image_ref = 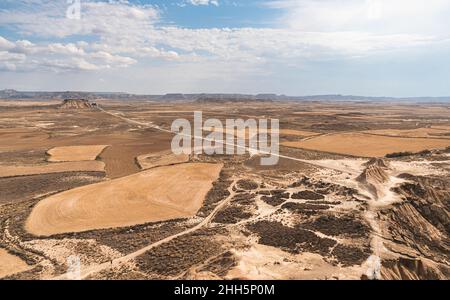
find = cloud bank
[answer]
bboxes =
[0,0,449,95]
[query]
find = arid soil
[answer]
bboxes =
[47,145,108,162]
[26,163,222,236]
[0,172,105,204]
[0,161,105,178]
[283,132,450,157]
[137,150,190,170]
[364,128,450,139]
[0,99,448,280]
[0,248,31,278]
[59,99,93,109]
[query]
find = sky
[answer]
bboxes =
[0,0,449,96]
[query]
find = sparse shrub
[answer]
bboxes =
[385,151,414,158]
[236,179,259,190]
[291,190,324,200]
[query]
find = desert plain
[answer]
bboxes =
[0,97,449,280]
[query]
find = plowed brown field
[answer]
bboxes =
[26,163,223,236]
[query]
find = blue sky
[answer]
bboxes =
[0,0,449,96]
[153,1,282,28]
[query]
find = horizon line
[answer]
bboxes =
[2,89,450,99]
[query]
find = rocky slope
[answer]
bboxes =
[59,99,93,109]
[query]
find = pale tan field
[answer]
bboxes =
[1,100,449,280]
[431,126,450,131]
[282,133,450,157]
[0,248,30,278]
[25,163,223,236]
[137,150,189,170]
[201,127,316,139]
[0,161,105,178]
[292,111,338,116]
[0,128,49,151]
[203,127,258,139]
[279,129,320,137]
[47,145,109,162]
[364,128,450,139]
[0,100,59,107]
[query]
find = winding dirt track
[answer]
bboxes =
[50,106,379,280]
[54,179,238,280]
[98,106,361,175]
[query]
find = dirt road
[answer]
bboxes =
[51,107,375,280]
[53,179,238,280]
[98,106,361,176]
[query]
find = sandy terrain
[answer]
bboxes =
[226,244,362,280]
[0,161,105,178]
[137,150,189,170]
[23,238,122,268]
[25,163,223,236]
[364,128,450,139]
[0,100,59,107]
[0,128,49,151]
[100,143,171,179]
[47,145,109,162]
[283,133,450,157]
[0,248,30,278]
[201,127,318,139]
[431,126,450,130]
[203,127,260,140]
[1,100,448,280]
[279,129,320,137]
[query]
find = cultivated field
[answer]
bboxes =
[0,128,49,152]
[283,132,450,157]
[363,128,450,139]
[0,249,30,278]
[279,129,320,137]
[26,163,223,236]
[0,98,448,280]
[0,161,105,178]
[137,150,190,170]
[47,145,109,162]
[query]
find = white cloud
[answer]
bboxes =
[0,36,137,72]
[88,51,137,68]
[182,0,219,6]
[145,27,441,62]
[0,1,159,38]
[0,50,26,71]
[264,0,450,36]
[1,0,446,65]
[12,40,36,54]
[0,51,26,62]
[191,0,219,6]
[0,0,448,96]
[48,43,86,56]
[39,57,100,72]
[0,36,15,50]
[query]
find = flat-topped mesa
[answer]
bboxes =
[59,99,95,109]
[357,158,391,199]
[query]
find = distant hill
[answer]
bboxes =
[1,89,450,103]
[59,99,94,109]
[195,96,272,104]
